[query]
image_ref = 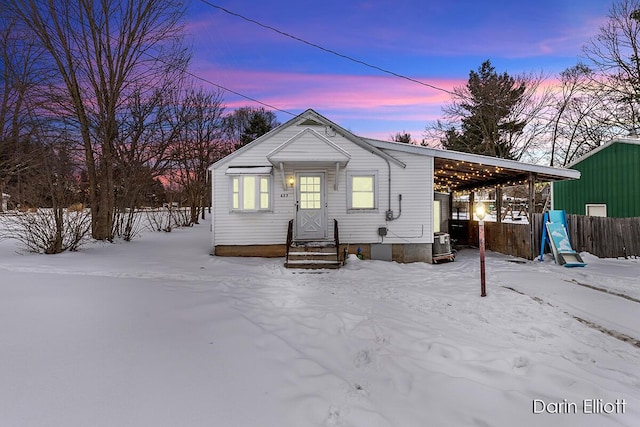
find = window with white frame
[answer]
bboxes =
[586,204,607,217]
[229,174,271,212]
[347,171,378,211]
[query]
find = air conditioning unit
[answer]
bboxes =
[433,232,456,263]
[433,232,451,255]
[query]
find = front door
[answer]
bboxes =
[295,172,327,240]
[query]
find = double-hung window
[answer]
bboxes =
[226,167,272,212]
[347,171,378,211]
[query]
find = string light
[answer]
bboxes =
[432,159,534,192]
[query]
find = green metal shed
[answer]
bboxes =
[553,139,640,218]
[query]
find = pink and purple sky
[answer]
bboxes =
[185,0,610,141]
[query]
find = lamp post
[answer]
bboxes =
[475,203,487,297]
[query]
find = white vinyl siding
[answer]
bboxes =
[230,175,271,211]
[211,120,434,246]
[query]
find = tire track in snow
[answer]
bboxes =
[565,279,640,304]
[502,286,640,349]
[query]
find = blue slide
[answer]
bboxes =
[540,210,586,267]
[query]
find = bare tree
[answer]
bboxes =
[111,83,183,240]
[0,118,92,254]
[0,16,47,211]
[544,64,619,166]
[36,129,87,253]
[167,85,227,225]
[502,70,555,163]
[6,0,189,240]
[582,0,640,134]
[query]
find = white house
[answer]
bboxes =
[209,109,579,265]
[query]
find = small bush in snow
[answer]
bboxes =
[145,207,192,232]
[112,208,145,241]
[0,208,91,254]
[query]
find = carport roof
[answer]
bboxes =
[364,139,581,192]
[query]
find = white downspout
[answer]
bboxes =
[210,169,216,253]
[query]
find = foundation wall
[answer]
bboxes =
[214,243,433,263]
[214,245,286,258]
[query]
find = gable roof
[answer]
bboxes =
[566,138,640,168]
[209,108,406,169]
[208,108,579,191]
[267,128,351,167]
[209,109,405,170]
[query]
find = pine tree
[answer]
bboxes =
[442,60,526,159]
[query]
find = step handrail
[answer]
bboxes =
[286,219,293,263]
[333,219,341,265]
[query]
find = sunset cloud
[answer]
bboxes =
[188,64,465,138]
[184,0,608,140]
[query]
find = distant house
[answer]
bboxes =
[1,192,9,211]
[209,109,579,265]
[553,138,640,218]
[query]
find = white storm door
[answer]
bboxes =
[295,172,327,240]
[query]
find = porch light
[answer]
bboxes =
[475,203,487,221]
[475,202,487,297]
[287,176,295,188]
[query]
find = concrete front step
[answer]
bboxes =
[285,259,342,269]
[290,240,335,248]
[288,251,336,256]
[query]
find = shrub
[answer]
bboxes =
[0,208,91,254]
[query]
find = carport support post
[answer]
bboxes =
[475,203,487,297]
[495,186,502,224]
[528,173,536,260]
[479,219,486,297]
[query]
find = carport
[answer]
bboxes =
[433,150,580,259]
[366,139,581,259]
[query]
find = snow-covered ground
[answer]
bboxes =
[0,218,639,427]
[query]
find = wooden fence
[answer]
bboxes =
[453,219,535,260]
[565,214,640,258]
[451,214,640,260]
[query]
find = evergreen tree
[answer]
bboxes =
[223,106,280,148]
[441,60,526,159]
[240,111,277,146]
[391,131,413,143]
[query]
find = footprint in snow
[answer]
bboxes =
[354,349,372,368]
